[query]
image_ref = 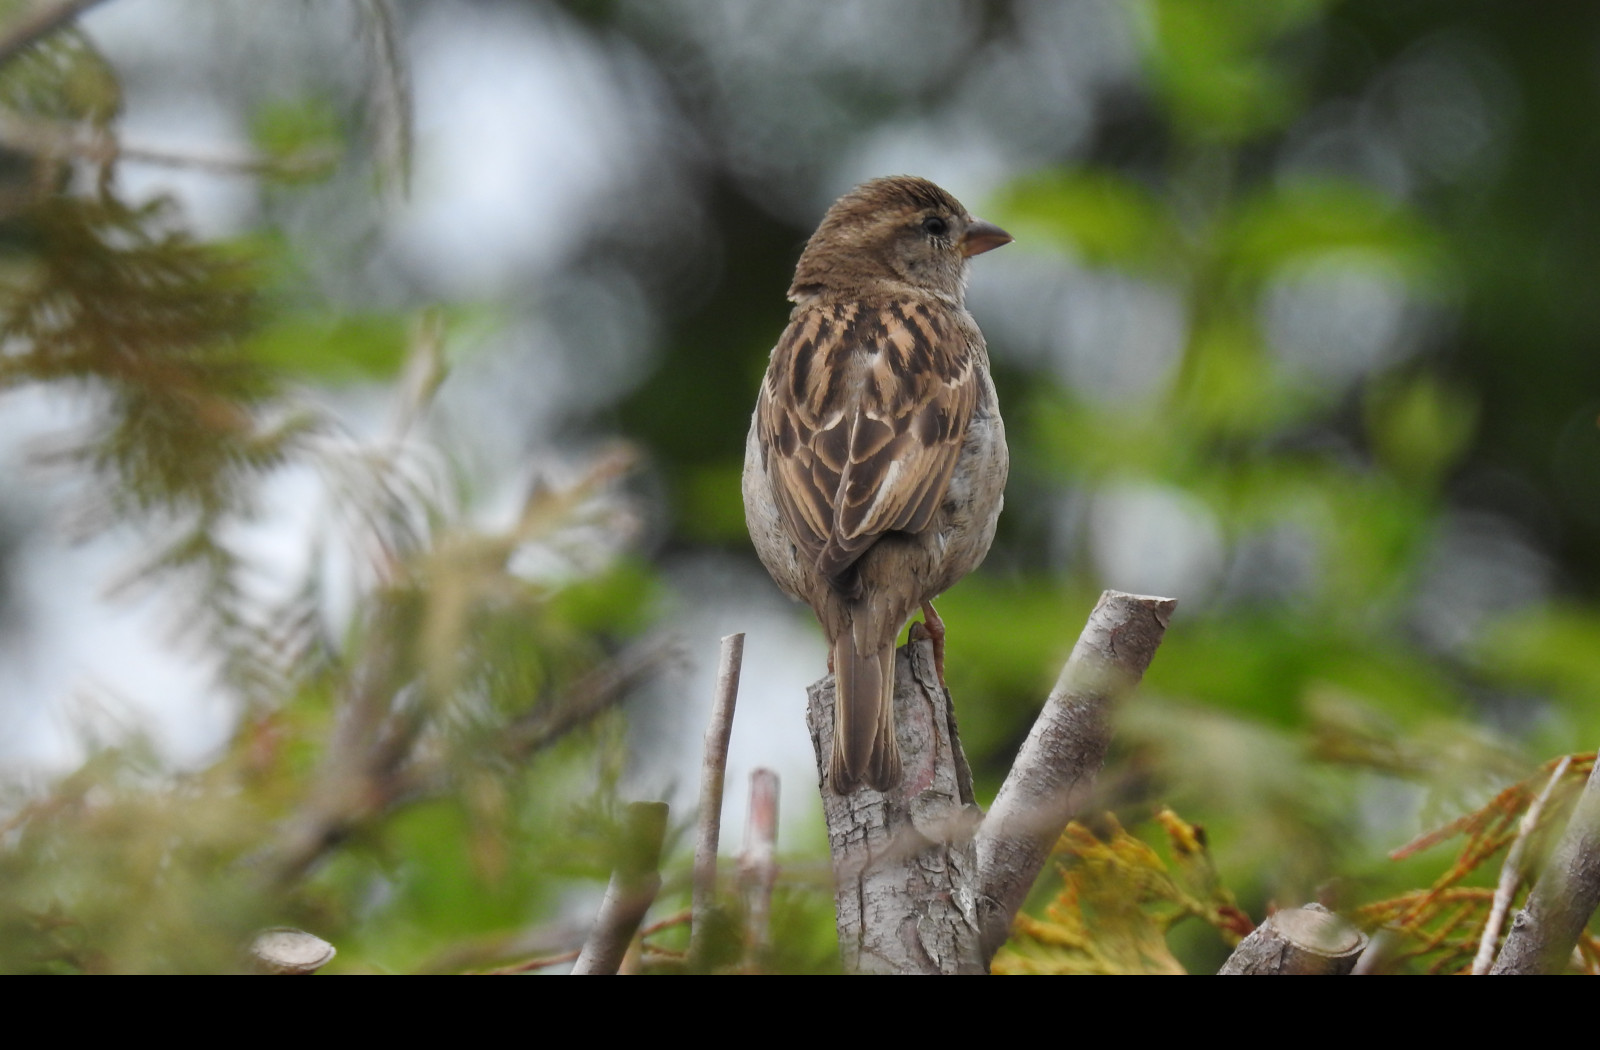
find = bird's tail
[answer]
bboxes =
[831,629,901,792]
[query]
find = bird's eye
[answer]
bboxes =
[921,216,949,238]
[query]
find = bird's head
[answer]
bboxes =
[789,175,1012,304]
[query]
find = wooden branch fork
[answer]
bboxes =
[805,589,1175,974]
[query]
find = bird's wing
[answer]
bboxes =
[756,298,977,596]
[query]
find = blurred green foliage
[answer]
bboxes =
[0,12,666,973]
[3,0,1600,973]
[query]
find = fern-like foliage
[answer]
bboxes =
[993,808,1253,975]
[1360,752,1600,974]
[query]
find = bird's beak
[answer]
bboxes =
[962,219,1013,257]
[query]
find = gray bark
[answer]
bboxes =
[689,633,744,968]
[808,637,986,974]
[973,591,1176,959]
[572,801,668,975]
[808,590,1174,973]
[1218,904,1367,975]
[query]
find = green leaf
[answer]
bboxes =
[1366,375,1478,486]
[995,171,1176,267]
[1224,180,1443,290]
[248,312,411,381]
[1146,0,1325,143]
[680,460,750,542]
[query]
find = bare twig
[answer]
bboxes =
[0,113,336,177]
[357,0,412,205]
[0,0,109,67]
[500,639,676,762]
[1491,753,1600,974]
[117,141,337,177]
[265,597,425,887]
[739,768,780,965]
[481,910,691,974]
[267,634,669,888]
[1350,929,1397,975]
[639,908,693,939]
[1472,756,1571,974]
[572,801,669,975]
[689,633,744,968]
[387,311,449,446]
[973,590,1176,961]
[485,947,581,975]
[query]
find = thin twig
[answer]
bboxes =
[1472,756,1571,974]
[0,113,336,176]
[639,908,693,938]
[0,0,110,67]
[387,311,448,446]
[479,912,689,974]
[500,639,676,761]
[357,0,412,205]
[484,947,580,975]
[739,768,780,966]
[689,633,744,967]
[267,637,668,888]
[572,801,669,975]
[117,141,337,177]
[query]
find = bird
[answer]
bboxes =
[742,175,1011,792]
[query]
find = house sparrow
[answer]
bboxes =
[742,175,1011,791]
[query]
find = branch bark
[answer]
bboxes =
[1218,904,1367,975]
[739,768,780,966]
[572,801,669,975]
[357,0,413,204]
[808,589,1174,973]
[689,633,743,968]
[808,634,985,974]
[1473,756,1570,974]
[973,591,1176,960]
[1491,754,1600,974]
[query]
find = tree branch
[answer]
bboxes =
[1491,753,1600,974]
[739,768,780,967]
[807,635,986,975]
[807,589,1175,973]
[689,632,743,967]
[357,0,412,204]
[1473,755,1570,974]
[973,590,1175,960]
[572,801,669,975]
[0,111,337,177]
[1218,904,1367,975]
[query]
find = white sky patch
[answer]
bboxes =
[1088,481,1225,602]
[0,388,226,772]
[391,2,648,297]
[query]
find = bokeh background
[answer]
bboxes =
[3,0,1600,972]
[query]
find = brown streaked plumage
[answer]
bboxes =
[742,175,1011,792]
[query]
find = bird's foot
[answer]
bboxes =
[918,599,947,685]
